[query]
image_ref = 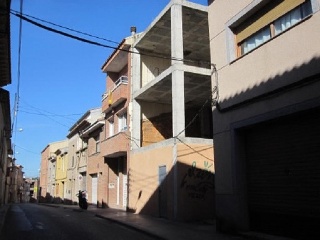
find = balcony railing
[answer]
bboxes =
[102,76,128,101]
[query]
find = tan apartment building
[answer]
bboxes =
[2,156,13,204]
[39,144,50,202]
[47,151,56,200]
[8,164,24,203]
[54,147,68,203]
[81,118,105,207]
[48,140,68,202]
[0,0,12,206]
[99,30,137,210]
[0,88,11,205]
[22,177,35,203]
[129,0,214,221]
[40,140,68,202]
[32,177,40,202]
[25,177,39,203]
[208,0,320,238]
[66,108,102,204]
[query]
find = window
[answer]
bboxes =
[109,120,114,137]
[94,134,100,153]
[274,4,311,34]
[235,0,312,56]
[240,26,271,55]
[118,112,127,132]
[77,138,82,151]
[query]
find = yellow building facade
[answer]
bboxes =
[55,147,68,203]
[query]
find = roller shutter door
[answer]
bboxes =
[245,107,320,239]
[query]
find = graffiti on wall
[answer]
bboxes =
[180,161,214,200]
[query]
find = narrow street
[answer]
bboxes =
[0,203,156,240]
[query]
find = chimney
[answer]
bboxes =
[130,26,136,36]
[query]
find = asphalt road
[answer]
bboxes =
[1,203,156,240]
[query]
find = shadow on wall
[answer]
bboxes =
[213,55,320,238]
[97,200,108,208]
[218,56,320,112]
[128,161,215,221]
[38,192,108,207]
[38,192,52,203]
[38,193,78,205]
[29,197,38,203]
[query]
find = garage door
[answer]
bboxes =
[245,107,320,239]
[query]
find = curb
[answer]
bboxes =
[39,203,60,208]
[95,214,166,240]
[40,204,166,239]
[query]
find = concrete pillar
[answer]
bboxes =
[171,2,185,138]
[131,47,141,149]
[171,2,185,220]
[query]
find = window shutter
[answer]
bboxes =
[236,0,305,43]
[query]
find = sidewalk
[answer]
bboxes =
[42,203,244,240]
[0,204,10,235]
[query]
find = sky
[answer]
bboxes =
[5,0,208,178]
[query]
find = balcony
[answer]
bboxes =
[101,130,130,158]
[102,76,128,113]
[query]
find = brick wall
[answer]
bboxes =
[142,112,172,147]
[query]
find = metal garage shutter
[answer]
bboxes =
[245,107,320,239]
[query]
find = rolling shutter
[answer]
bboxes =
[236,0,305,43]
[245,107,320,239]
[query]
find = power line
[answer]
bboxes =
[14,144,39,155]
[10,10,119,49]
[15,99,75,129]
[10,9,120,45]
[10,10,212,66]
[9,6,218,120]
[19,99,82,119]
[19,109,82,118]
[9,7,220,157]
[176,137,214,161]
[174,94,213,139]
[12,0,24,160]
[120,132,140,148]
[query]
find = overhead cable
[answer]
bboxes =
[11,0,24,159]
[10,9,120,45]
[10,9,221,151]
[10,10,212,66]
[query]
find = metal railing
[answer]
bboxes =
[102,76,128,101]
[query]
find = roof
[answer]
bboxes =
[80,120,105,138]
[101,34,139,73]
[67,107,102,138]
